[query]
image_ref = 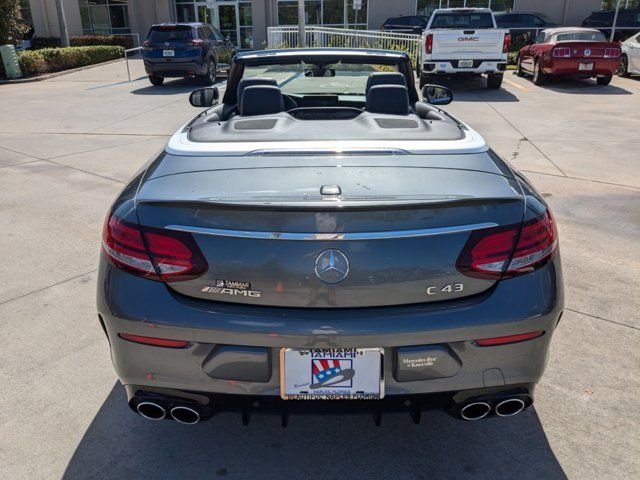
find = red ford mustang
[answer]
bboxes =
[517,27,621,85]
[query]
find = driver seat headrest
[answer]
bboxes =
[237,77,277,105]
[365,85,410,115]
[365,72,407,93]
[240,85,285,116]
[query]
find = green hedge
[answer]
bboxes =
[31,35,135,50]
[18,45,124,76]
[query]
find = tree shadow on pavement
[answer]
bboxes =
[62,383,566,480]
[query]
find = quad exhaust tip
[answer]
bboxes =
[460,401,491,421]
[136,401,166,420]
[170,406,201,425]
[495,398,526,417]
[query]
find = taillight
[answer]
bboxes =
[425,34,433,54]
[142,40,151,48]
[552,47,571,58]
[502,33,511,54]
[118,333,189,348]
[456,210,558,279]
[604,47,620,58]
[102,213,208,282]
[189,39,205,47]
[475,330,545,347]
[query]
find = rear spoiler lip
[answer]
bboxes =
[135,196,522,212]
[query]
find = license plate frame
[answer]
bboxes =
[579,62,594,71]
[458,59,474,68]
[162,49,175,57]
[280,348,384,400]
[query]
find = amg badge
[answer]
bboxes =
[202,279,261,297]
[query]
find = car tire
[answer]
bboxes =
[617,55,629,77]
[532,60,546,85]
[486,73,503,89]
[203,59,217,86]
[596,75,612,86]
[149,75,164,86]
[516,56,525,77]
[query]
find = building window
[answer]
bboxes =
[417,0,514,17]
[79,0,130,34]
[277,0,368,29]
[173,1,253,48]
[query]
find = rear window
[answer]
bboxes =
[148,26,193,43]
[430,12,494,29]
[555,31,606,42]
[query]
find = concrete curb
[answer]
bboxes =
[0,56,132,85]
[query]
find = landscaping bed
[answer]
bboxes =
[14,45,124,77]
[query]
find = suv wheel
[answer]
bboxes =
[149,75,164,86]
[486,73,503,89]
[596,75,612,86]
[203,59,217,86]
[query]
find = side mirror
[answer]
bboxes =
[422,85,453,105]
[189,87,219,108]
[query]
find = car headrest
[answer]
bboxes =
[365,85,410,115]
[237,77,277,105]
[240,85,285,116]
[365,72,407,92]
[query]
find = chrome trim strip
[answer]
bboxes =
[164,222,497,241]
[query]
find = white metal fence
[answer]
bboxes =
[267,26,421,66]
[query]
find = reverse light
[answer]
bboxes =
[456,210,558,279]
[502,33,511,54]
[102,213,208,282]
[425,34,433,54]
[604,47,621,58]
[552,47,571,58]
[118,333,190,348]
[475,330,545,347]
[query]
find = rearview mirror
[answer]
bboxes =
[189,87,219,108]
[422,85,453,105]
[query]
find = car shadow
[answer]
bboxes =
[62,383,567,480]
[521,76,633,95]
[131,77,227,96]
[422,75,521,102]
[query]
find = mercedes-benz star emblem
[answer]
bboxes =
[314,249,350,284]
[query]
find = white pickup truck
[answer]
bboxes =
[418,8,510,89]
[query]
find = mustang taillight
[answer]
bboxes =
[102,213,208,282]
[456,210,558,279]
[425,34,433,54]
[604,47,621,58]
[552,47,571,58]
[502,33,511,54]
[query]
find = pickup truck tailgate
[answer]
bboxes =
[431,29,506,59]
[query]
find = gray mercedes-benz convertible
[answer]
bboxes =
[97,48,563,425]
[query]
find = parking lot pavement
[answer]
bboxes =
[0,61,638,479]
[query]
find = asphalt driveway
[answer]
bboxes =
[0,59,639,479]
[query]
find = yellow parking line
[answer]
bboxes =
[505,78,530,92]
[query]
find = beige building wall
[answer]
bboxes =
[514,0,602,26]
[28,0,83,37]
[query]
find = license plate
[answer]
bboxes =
[280,348,384,400]
[579,62,593,71]
[162,50,175,57]
[459,59,474,68]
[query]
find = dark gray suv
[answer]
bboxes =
[97,48,563,426]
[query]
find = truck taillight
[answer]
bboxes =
[552,47,571,58]
[425,34,433,54]
[102,213,208,282]
[456,210,558,279]
[502,33,511,53]
[604,47,620,58]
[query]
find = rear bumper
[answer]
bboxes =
[143,59,206,77]
[422,59,507,75]
[97,253,563,400]
[544,58,619,76]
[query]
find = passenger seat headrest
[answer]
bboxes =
[240,85,284,116]
[365,72,407,92]
[237,77,277,105]
[365,85,410,115]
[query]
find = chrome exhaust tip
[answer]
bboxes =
[170,406,201,425]
[460,401,491,421]
[136,401,166,420]
[495,398,526,417]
